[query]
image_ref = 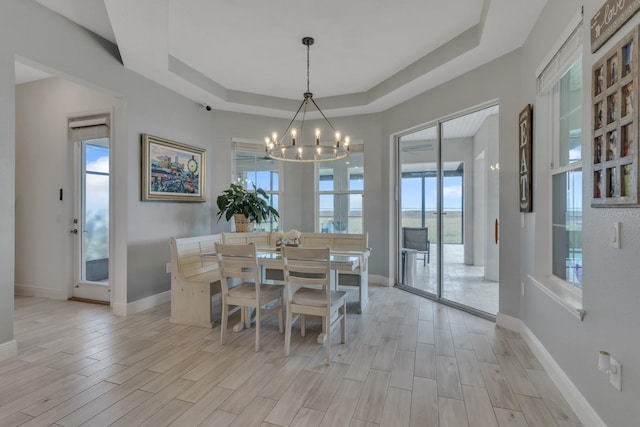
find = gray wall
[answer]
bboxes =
[0,49,16,346]
[519,1,640,424]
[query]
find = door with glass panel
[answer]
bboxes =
[440,109,499,315]
[397,105,499,316]
[398,126,438,296]
[72,137,110,301]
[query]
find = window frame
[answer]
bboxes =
[535,15,584,301]
[231,139,282,232]
[315,145,364,233]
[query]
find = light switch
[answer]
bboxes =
[610,222,621,249]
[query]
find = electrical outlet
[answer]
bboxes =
[165,262,171,274]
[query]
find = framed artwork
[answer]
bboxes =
[592,26,639,206]
[519,104,533,212]
[141,133,206,202]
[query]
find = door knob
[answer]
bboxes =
[70,228,78,234]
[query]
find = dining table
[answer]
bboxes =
[201,248,361,342]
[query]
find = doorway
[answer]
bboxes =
[397,105,499,317]
[70,117,111,302]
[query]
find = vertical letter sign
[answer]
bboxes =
[519,105,533,212]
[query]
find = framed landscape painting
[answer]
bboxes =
[141,133,206,202]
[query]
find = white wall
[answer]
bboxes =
[520,1,640,424]
[473,151,486,267]
[473,114,499,280]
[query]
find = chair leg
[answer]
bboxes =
[325,313,331,365]
[301,314,306,337]
[245,307,252,329]
[255,305,261,352]
[340,302,346,344]
[278,296,284,334]
[284,305,292,356]
[220,301,229,346]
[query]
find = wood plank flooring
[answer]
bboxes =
[1,285,581,426]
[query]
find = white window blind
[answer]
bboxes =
[69,115,109,142]
[537,19,583,94]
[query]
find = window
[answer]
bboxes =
[538,19,583,292]
[232,142,280,231]
[552,60,582,289]
[317,149,363,233]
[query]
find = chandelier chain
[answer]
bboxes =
[307,42,310,94]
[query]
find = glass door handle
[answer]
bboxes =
[494,219,499,244]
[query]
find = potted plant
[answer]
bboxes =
[216,183,279,232]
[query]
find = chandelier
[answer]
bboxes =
[265,37,350,162]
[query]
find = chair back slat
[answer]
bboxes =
[215,242,260,293]
[283,247,331,300]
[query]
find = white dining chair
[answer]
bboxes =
[215,242,283,351]
[282,246,346,365]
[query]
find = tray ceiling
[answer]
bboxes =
[33,0,548,118]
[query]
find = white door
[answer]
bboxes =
[71,137,110,302]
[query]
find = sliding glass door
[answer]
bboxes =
[397,105,499,317]
[399,125,438,296]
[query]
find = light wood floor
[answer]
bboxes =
[1,285,582,427]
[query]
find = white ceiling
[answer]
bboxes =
[15,62,53,85]
[30,0,547,118]
[400,104,499,141]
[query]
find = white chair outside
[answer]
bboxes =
[282,246,346,365]
[215,242,283,351]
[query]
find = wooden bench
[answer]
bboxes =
[169,234,223,328]
[221,231,276,248]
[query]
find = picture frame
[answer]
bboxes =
[141,133,206,202]
[592,26,639,207]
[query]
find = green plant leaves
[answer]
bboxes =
[216,183,279,224]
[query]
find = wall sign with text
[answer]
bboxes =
[519,105,533,212]
[591,0,640,53]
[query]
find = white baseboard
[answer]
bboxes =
[112,302,127,317]
[369,274,392,287]
[15,284,67,300]
[117,290,171,316]
[496,312,522,332]
[0,340,17,362]
[496,312,607,427]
